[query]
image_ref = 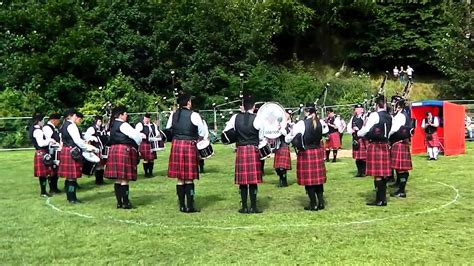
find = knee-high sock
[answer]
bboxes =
[143,162,149,175]
[121,184,130,205]
[239,185,248,209]
[325,150,330,161]
[48,175,58,191]
[199,159,204,172]
[114,183,122,206]
[185,183,196,210]
[398,172,409,193]
[39,176,47,194]
[249,184,258,209]
[149,161,154,175]
[315,185,324,208]
[333,150,338,160]
[176,185,186,209]
[361,160,366,175]
[375,179,387,202]
[427,147,433,158]
[95,170,104,183]
[433,147,439,159]
[67,180,77,201]
[355,160,362,174]
[305,186,317,208]
[260,160,265,173]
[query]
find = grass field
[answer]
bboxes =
[1,140,473,264]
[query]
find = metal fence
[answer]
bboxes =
[2,100,473,150]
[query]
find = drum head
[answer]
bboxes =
[256,102,287,139]
[196,140,210,149]
[82,152,100,163]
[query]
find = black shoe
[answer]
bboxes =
[186,207,201,213]
[248,208,262,214]
[50,188,62,194]
[332,159,337,163]
[117,203,123,209]
[68,200,82,204]
[122,203,134,209]
[366,201,387,206]
[41,193,52,198]
[317,204,325,210]
[325,159,330,162]
[391,191,407,198]
[304,206,318,211]
[238,208,248,214]
[179,207,187,213]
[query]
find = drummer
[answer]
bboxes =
[42,113,62,193]
[223,95,265,214]
[135,113,159,177]
[84,115,108,185]
[58,110,95,204]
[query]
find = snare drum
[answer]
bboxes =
[82,151,100,176]
[50,145,61,167]
[150,139,165,151]
[101,146,110,159]
[267,138,280,151]
[258,141,272,160]
[197,140,214,159]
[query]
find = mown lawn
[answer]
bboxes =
[0,141,473,264]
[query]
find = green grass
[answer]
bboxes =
[1,141,473,264]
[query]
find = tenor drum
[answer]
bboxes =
[197,140,214,159]
[258,141,271,160]
[150,140,165,151]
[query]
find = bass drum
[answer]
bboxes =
[256,102,287,139]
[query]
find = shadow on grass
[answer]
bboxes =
[197,193,226,208]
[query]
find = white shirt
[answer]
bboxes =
[357,109,385,138]
[393,68,399,76]
[285,116,329,143]
[421,116,439,129]
[135,121,159,139]
[406,67,414,76]
[165,109,206,138]
[84,126,98,142]
[116,119,142,146]
[33,126,51,148]
[389,111,407,137]
[202,120,209,140]
[336,116,346,133]
[223,111,265,141]
[42,121,56,140]
[65,120,88,150]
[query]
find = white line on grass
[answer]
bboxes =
[45,181,460,231]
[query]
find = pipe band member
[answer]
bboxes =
[421,111,440,160]
[166,93,207,213]
[285,103,329,211]
[43,113,62,193]
[136,113,159,177]
[347,104,368,177]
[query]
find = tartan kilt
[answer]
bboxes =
[296,147,326,186]
[426,132,441,147]
[366,142,391,177]
[104,144,138,181]
[167,139,199,180]
[391,141,413,171]
[235,145,263,185]
[139,141,157,161]
[352,138,368,160]
[273,145,292,170]
[33,149,50,177]
[58,146,82,179]
[325,132,341,150]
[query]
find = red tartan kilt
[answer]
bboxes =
[391,141,413,171]
[139,141,157,161]
[325,132,341,149]
[33,149,50,177]
[426,132,441,147]
[235,145,263,185]
[366,142,391,177]
[352,138,368,160]
[104,144,138,181]
[296,147,326,186]
[58,146,82,179]
[273,145,292,170]
[167,139,199,180]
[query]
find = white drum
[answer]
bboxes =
[101,146,110,159]
[197,140,214,159]
[82,151,100,163]
[50,144,61,166]
[256,102,287,139]
[150,139,165,151]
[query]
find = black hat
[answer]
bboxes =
[305,103,316,114]
[144,113,151,118]
[76,112,84,119]
[177,93,192,107]
[32,113,44,124]
[94,115,103,121]
[49,113,61,120]
[326,107,334,113]
[354,104,364,109]
[64,109,76,118]
[112,106,127,117]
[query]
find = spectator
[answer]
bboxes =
[393,66,399,80]
[406,65,414,82]
[399,66,405,82]
[465,114,473,139]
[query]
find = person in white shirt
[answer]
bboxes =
[135,113,159,177]
[388,99,413,198]
[421,111,440,160]
[105,106,142,209]
[285,103,329,211]
[357,96,392,206]
[465,114,472,139]
[336,114,346,145]
[223,96,265,214]
[29,113,56,197]
[406,65,414,82]
[325,108,341,162]
[166,93,207,213]
[58,110,93,204]
[84,115,108,184]
[42,113,62,193]
[347,104,368,177]
[393,66,399,80]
